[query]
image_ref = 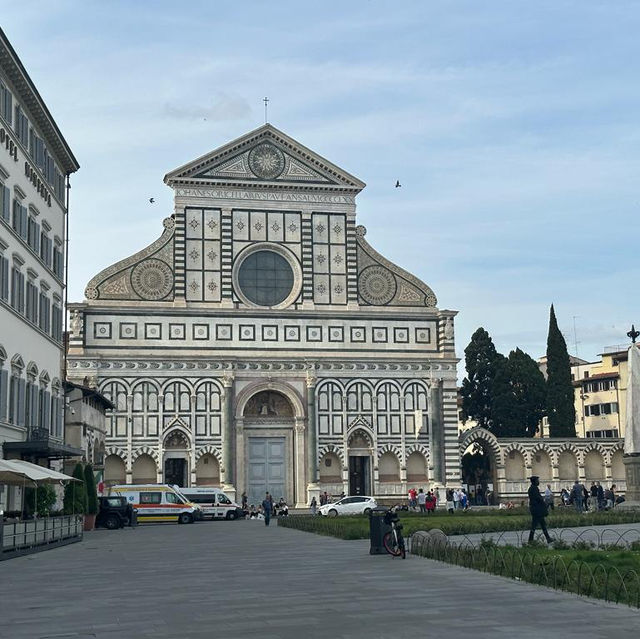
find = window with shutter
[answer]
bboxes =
[17,378,26,427]
[0,369,8,421]
[0,184,10,222]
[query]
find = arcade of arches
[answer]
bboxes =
[459,428,626,503]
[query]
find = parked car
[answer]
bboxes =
[96,496,135,529]
[179,487,244,520]
[319,496,377,517]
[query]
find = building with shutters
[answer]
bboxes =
[66,124,459,507]
[0,27,80,511]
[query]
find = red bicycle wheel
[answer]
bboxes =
[383,531,402,557]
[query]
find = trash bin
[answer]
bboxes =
[369,507,392,555]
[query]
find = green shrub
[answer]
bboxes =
[84,464,98,515]
[24,484,57,517]
[63,463,87,514]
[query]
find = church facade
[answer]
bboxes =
[66,125,459,507]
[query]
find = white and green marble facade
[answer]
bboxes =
[67,125,459,507]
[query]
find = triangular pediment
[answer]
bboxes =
[164,124,365,192]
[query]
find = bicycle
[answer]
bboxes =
[382,507,406,559]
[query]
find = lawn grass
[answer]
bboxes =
[411,536,640,607]
[277,508,640,540]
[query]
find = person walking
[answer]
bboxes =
[528,476,552,544]
[241,491,248,511]
[571,480,583,513]
[544,484,554,511]
[262,492,273,526]
[310,496,317,515]
[417,488,427,513]
[453,489,460,510]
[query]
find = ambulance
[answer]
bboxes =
[179,487,244,520]
[109,484,199,524]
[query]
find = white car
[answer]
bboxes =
[319,496,377,517]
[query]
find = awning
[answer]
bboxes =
[2,440,83,459]
[0,459,79,485]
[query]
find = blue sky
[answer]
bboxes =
[3,1,639,369]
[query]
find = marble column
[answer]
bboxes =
[306,372,320,503]
[429,380,444,485]
[221,374,236,500]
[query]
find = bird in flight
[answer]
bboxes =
[149,198,155,204]
[395,180,401,188]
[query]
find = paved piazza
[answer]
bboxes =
[1,522,639,638]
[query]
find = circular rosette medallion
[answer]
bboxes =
[131,259,174,300]
[248,142,285,179]
[358,266,397,305]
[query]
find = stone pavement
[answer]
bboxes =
[447,522,640,547]
[0,519,639,639]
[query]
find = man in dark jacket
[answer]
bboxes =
[528,476,552,544]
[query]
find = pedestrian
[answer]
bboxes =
[262,492,273,526]
[596,482,605,510]
[446,489,455,514]
[571,480,583,513]
[460,490,468,511]
[544,484,554,511]
[417,488,427,513]
[453,489,460,510]
[589,482,598,512]
[241,491,248,510]
[408,487,417,511]
[310,496,317,515]
[610,484,617,508]
[528,476,552,544]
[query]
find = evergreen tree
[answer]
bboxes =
[63,463,88,514]
[84,464,98,515]
[460,328,504,430]
[546,305,576,437]
[491,348,546,437]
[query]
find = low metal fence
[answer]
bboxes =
[410,530,640,608]
[445,527,640,549]
[0,515,83,560]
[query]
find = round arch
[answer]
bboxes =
[235,380,305,419]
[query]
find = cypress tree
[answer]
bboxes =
[84,464,98,516]
[491,348,546,437]
[460,327,504,431]
[64,462,88,514]
[546,305,576,437]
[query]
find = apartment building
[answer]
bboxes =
[0,28,80,509]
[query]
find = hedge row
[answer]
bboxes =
[277,509,640,540]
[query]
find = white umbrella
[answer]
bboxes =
[0,460,36,485]
[1,459,79,483]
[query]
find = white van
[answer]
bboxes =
[179,487,243,520]
[110,484,199,524]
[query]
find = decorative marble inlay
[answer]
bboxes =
[288,223,298,232]
[358,265,396,305]
[248,142,285,179]
[131,259,173,300]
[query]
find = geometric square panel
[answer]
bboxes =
[94,322,112,339]
[284,325,300,342]
[328,326,344,342]
[239,325,255,341]
[193,324,209,340]
[262,325,278,341]
[393,327,409,343]
[306,326,322,342]
[119,322,137,339]
[372,327,388,343]
[415,327,431,344]
[169,323,185,340]
[350,326,366,343]
[145,323,162,340]
[216,324,233,341]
